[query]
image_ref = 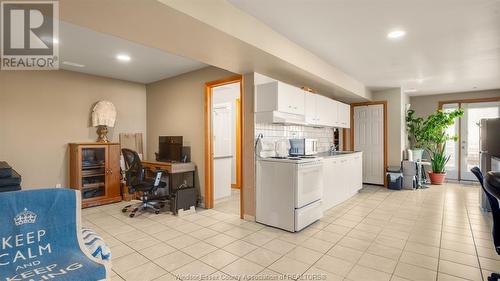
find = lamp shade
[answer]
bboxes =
[91,100,116,127]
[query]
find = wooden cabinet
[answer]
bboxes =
[69,142,122,208]
[255,81,305,115]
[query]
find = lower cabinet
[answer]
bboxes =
[322,153,363,211]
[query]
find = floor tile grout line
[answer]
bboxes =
[435,185,446,281]
[89,183,487,281]
[463,185,486,281]
[257,189,372,280]
[291,187,391,280]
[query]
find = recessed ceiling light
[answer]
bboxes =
[62,61,85,68]
[387,30,406,39]
[116,54,131,62]
[404,88,418,93]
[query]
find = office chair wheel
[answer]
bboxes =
[488,273,500,281]
[122,208,127,213]
[129,213,135,218]
[155,210,160,214]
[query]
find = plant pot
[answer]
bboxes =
[411,148,424,161]
[428,171,446,185]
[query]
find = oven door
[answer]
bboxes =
[295,161,323,208]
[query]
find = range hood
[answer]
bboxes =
[255,111,307,125]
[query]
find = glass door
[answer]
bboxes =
[81,147,107,200]
[443,103,460,180]
[460,101,500,180]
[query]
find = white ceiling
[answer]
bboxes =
[228,0,500,96]
[59,21,206,84]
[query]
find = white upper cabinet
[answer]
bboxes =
[256,80,350,128]
[304,93,341,127]
[337,102,351,128]
[304,92,317,124]
[316,94,336,127]
[255,81,305,115]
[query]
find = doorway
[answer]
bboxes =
[204,76,243,217]
[441,99,500,181]
[350,101,388,186]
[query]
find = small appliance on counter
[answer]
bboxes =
[289,138,318,156]
[274,138,290,158]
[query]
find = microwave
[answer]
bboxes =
[289,138,318,156]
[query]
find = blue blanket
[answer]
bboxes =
[0,188,110,281]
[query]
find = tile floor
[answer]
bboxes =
[82,182,499,281]
[213,189,240,215]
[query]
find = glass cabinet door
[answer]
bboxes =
[80,147,106,200]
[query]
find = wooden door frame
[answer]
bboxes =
[350,101,388,187]
[204,75,244,217]
[438,96,500,180]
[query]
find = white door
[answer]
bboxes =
[460,101,500,180]
[443,103,460,180]
[213,104,232,157]
[354,105,384,185]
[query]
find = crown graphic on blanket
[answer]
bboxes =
[14,208,37,226]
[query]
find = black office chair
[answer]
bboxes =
[481,170,500,281]
[121,148,167,217]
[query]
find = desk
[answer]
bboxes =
[142,160,196,174]
[142,160,197,214]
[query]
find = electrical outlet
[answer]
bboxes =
[55,184,61,188]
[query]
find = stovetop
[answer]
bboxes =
[259,155,322,164]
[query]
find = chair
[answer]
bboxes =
[480,170,500,281]
[121,148,166,217]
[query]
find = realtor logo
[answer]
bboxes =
[1,1,59,70]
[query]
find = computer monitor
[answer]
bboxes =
[158,136,183,162]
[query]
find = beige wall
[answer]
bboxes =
[371,88,407,167]
[0,70,147,188]
[410,89,500,118]
[146,66,236,203]
[242,73,255,218]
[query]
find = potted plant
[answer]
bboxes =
[428,140,450,184]
[421,108,464,184]
[406,109,426,161]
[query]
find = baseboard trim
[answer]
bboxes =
[243,214,255,222]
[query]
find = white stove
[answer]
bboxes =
[256,155,324,232]
[258,155,323,164]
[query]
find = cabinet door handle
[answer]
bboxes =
[109,169,113,174]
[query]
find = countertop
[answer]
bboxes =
[316,151,362,158]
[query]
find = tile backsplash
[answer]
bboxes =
[255,123,335,153]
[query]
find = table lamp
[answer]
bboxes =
[91,100,117,143]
